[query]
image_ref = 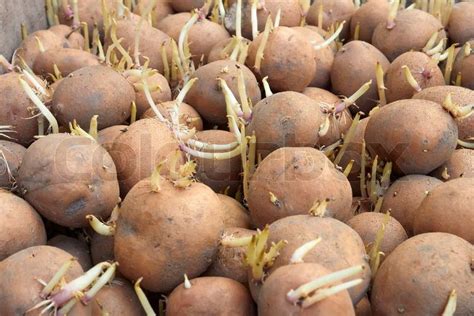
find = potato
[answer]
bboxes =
[157,12,230,65]
[381,175,442,235]
[0,72,42,145]
[451,41,474,90]
[33,48,99,79]
[48,234,92,270]
[371,233,474,315]
[185,60,261,125]
[208,37,251,63]
[413,177,474,243]
[97,125,128,153]
[330,41,390,114]
[218,194,252,229]
[0,245,87,315]
[206,227,255,283]
[350,0,389,42]
[432,149,474,181]
[115,178,225,293]
[306,0,356,40]
[248,147,353,227]
[352,197,372,215]
[90,233,114,265]
[167,276,256,315]
[385,52,444,103]
[364,99,458,175]
[91,278,143,316]
[347,212,408,259]
[48,25,84,50]
[170,0,207,12]
[0,140,26,190]
[247,27,316,92]
[190,130,242,194]
[412,85,474,141]
[0,190,46,261]
[266,216,371,304]
[372,9,446,61]
[17,134,120,228]
[134,0,174,25]
[141,101,203,131]
[447,2,474,46]
[58,0,114,36]
[355,296,372,316]
[247,92,323,157]
[108,118,181,196]
[259,263,355,316]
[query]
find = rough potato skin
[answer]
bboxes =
[307,0,356,40]
[33,48,99,79]
[447,2,474,46]
[47,235,92,270]
[97,125,128,153]
[371,233,474,315]
[48,25,85,50]
[0,245,87,316]
[372,9,446,61]
[90,233,114,264]
[170,0,206,12]
[91,279,143,316]
[247,27,317,92]
[347,212,408,259]
[413,178,474,243]
[248,147,353,227]
[331,41,390,114]
[364,99,458,175]
[17,134,120,228]
[127,72,172,118]
[141,101,203,131]
[350,0,390,43]
[108,118,181,196]
[115,179,225,293]
[413,85,474,142]
[167,277,256,316]
[0,73,41,146]
[266,216,371,304]
[218,194,252,229]
[0,191,46,260]
[0,140,26,189]
[52,65,134,129]
[432,149,474,181]
[381,175,442,235]
[247,92,323,158]
[259,263,355,316]
[385,52,444,103]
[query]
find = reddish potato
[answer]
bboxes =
[447,2,474,46]
[350,0,389,42]
[355,296,372,316]
[90,233,115,265]
[48,234,92,270]
[0,140,26,190]
[33,48,99,79]
[91,279,143,316]
[97,125,128,153]
[432,149,474,181]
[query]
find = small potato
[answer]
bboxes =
[432,149,474,181]
[371,233,474,315]
[91,278,143,316]
[350,0,389,42]
[90,233,115,265]
[447,2,474,46]
[218,194,252,229]
[33,48,99,79]
[17,134,120,228]
[381,175,442,235]
[0,190,46,261]
[451,42,474,92]
[365,99,458,175]
[48,234,92,270]
[385,52,444,103]
[413,178,474,243]
[0,140,26,190]
[347,212,408,259]
[306,0,356,40]
[167,276,256,315]
[141,101,203,131]
[97,125,128,153]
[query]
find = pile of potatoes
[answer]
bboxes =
[0,0,473,315]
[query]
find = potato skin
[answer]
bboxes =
[97,125,128,153]
[33,48,99,79]
[307,0,356,40]
[47,235,92,270]
[364,99,458,175]
[0,245,86,315]
[167,276,256,315]
[371,233,474,315]
[381,175,442,235]
[58,0,114,36]
[347,212,408,259]
[17,134,120,228]
[0,140,26,189]
[259,263,355,316]
[413,178,474,243]
[90,233,114,264]
[432,149,474,181]
[185,60,261,125]
[141,101,203,131]
[91,279,144,316]
[0,191,46,260]
[134,0,174,25]
[248,147,353,228]
[115,179,225,293]
[350,0,389,43]
[451,43,474,90]
[355,296,372,316]
[447,2,474,46]
[218,194,252,229]
[170,0,206,12]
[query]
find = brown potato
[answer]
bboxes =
[355,296,372,316]
[52,65,134,129]
[350,0,389,42]
[431,149,474,181]
[141,101,203,131]
[447,2,474,46]
[97,125,128,153]
[372,9,446,61]
[347,212,408,259]
[385,52,444,103]
[247,92,323,157]
[248,147,353,228]
[218,194,252,229]
[108,118,181,196]
[413,178,474,243]
[90,233,115,265]
[48,234,92,270]
[170,0,207,12]
[33,48,99,79]
[330,41,390,114]
[0,190,46,260]
[48,25,85,50]
[134,0,174,26]
[306,0,356,40]
[364,99,458,175]
[58,0,115,36]
[185,60,261,125]
[247,27,316,92]
[115,178,225,293]
[0,140,26,190]
[17,134,120,228]
[381,175,442,235]
[91,278,143,316]
[371,233,474,315]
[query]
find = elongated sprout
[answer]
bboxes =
[353,22,360,41]
[40,258,76,299]
[86,214,115,236]
[262,76,273,97]
[333,113,361,165]
[135,278,156,316]
[343,160,354,177]
[317,3,323,29]
[290,238,322,264]
[134,0,157,67]
[442,289,457,316]
[274,9,282,28]
[402,65,422,92]
[360,140,367,198]
[442,93,473,119]
[422,31,439,53]
[313,21,345,50]
[376,63,387,106]
[255,16,273,72]
[178,12,198,80]
[367,211,390,278]
[300,0,311,26]
[387,0,400,29]
[251,0,259,40]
